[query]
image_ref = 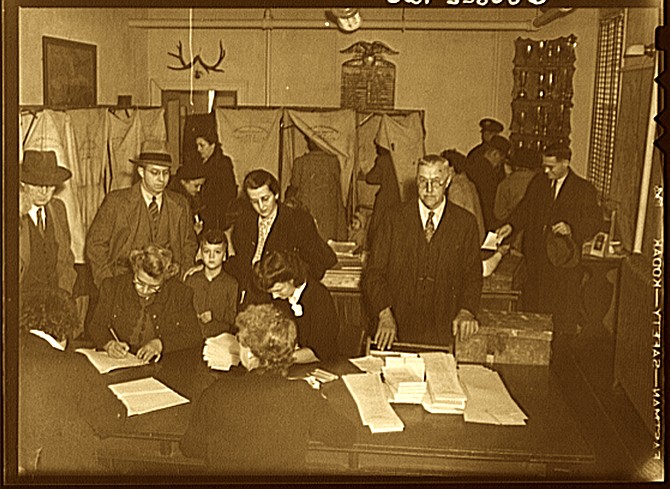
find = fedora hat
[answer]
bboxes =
[130,141,173,167]
[20,150,72,186]
[546,231,580,268]
[479,118,504,133]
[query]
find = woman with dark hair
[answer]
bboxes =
[194,127,238,231]
[253,250,339,362]
[19,286,105,474]
[89,244,201,362]
[180,303,355,473]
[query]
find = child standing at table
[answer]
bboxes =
[185,229,239,338]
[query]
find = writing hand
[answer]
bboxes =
[104,340,129,359]
[452,309,479,342]
[374,308,397,351]
[551,221,572,236]
[137,338,163,363]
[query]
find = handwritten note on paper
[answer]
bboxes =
[108,377,189,416]
[76,348,147,374]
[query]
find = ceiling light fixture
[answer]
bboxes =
[331,8,362,33]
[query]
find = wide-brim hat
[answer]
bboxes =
[546,231,580,268]
[20,150,72,186]
[479,118,504,133]
[130,141,173,167]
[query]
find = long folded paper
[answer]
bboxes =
[76,348,147,374]
[108,377,189,416]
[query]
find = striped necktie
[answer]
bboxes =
[37,207,46,234]
[148,196,159,239]
[425,210,436,243]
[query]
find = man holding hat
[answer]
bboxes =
[496,143,602,338]
[86,141,197,289]
[465,134,511,231]
[467,118,504,160]
[19,150,77,295]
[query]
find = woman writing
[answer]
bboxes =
[253,250,340,362]
[89,244,201,362]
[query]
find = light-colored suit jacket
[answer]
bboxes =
[86,182,197,289]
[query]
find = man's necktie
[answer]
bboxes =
[425,210,436,243]
[148,196,159,239]
[37,207,46,234]
[551,181,558,200]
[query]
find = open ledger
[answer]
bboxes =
[76,348,147,374]
[108,377,190,416]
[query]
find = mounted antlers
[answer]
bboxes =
[168,41,226,74]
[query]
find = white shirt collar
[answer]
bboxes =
[27,204,45,226]
[140,185,162,209]
[289,282,307,317]
[29,329,66,351]
[553,172,568,197]
[418,197,447,229]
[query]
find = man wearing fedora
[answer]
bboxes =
[19,150,77,295]
[496,143,602,338]
[86,141,197,289]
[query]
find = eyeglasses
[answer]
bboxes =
[133,277,162,293]
[417,177,447,190]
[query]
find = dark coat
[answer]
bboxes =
[86,182,197,289]
[200,146,237,231]
[19,198,76,294]
[465,151,505,231]
[226,203,337,297]
[180,370,356,473]
[19,333,105,474]
[274,280,340,361]
[89,273,202,354]
[364,199,483,346]
[508,169,602,323]
[365,152,401,249]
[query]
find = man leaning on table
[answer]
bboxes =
[363,153,483,350]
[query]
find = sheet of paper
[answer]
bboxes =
[108,377,189,416]
[343,373,404,433]
[76,348,147,374]
[458,364,527,425]
[481,231,502,251]
[203,332,240,371]
[349,355,384,374]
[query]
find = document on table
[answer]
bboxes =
[76,348,147,374]
[481,231,502,251]
[343,373,404,433]
[419,352,467,413]
[108,377,189,416]
[349,355,384,374]
[458,364,527,425]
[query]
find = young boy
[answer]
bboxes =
[185,229,239,338]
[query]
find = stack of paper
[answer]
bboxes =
[382,356,426,404]
[108,377,190,416]
[458,364,528,425]
[343,373,404,433]
[76,348,147,374]
[203,332,240,371]
[420,352,468,414]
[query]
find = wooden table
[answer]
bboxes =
[80,349,594,478]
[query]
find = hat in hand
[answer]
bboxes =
[20,150,72,186]
[130,140,173,167]
[479,118,504,133]
[545,231,580,268]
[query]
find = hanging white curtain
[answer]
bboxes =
[21,109,86,263]
[108,110,142,191]
[214,108,282,187]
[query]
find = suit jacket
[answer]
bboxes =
[365,152,401,248]
[509,169,602,269]
[19,198,77,294]
[364,199,483,345]
[465,152,505,231]
[226,203,337,295]
[89,273,202,354]
[19,333,104,474]
[180,369,356,473]
[86,183,197,288]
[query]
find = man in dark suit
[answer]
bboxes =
[364,154,483,350]
[225,169,337,304]
[496,143,602,336]
[86,141,197,289]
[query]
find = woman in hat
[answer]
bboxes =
[169,158,207,235]
[194,127,238,232]
[19,150,77,295]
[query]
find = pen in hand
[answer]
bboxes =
[108,328,130,357]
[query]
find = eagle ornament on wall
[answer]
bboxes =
[340,41,399,110]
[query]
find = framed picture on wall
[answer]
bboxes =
[42,36,97,107]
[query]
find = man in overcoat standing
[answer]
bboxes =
[364,154,483,350]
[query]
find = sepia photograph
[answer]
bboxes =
[2,0,665,485]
